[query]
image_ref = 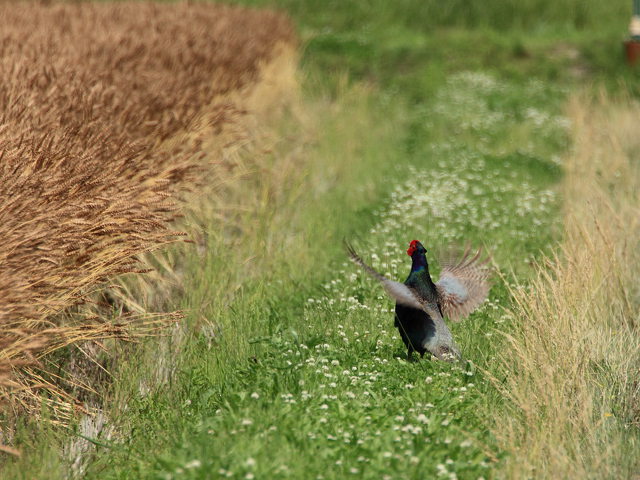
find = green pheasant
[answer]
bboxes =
[347,240,491,361]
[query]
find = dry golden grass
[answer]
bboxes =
[113,42,301,315]
[494,93,640,478]
[0,1,295,426]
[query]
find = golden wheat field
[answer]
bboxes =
[0,1,295,422]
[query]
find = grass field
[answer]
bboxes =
[1,0,639,479]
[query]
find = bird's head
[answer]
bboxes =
[406,240,426,257]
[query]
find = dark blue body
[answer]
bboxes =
[394,244,440,358]
[394,304,435,357]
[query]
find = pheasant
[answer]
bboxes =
[346,240,491,361]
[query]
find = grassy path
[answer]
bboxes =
[81,71,567,479]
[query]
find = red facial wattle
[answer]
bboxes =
[406,239,420,256]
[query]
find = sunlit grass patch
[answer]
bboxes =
[173,332,490,480]
[85,70,568,480]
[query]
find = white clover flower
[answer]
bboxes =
[184,460,201,469]
[401,424,421,435]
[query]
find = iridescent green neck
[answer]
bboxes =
[410,252,429,273]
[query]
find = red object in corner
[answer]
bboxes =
[624,40,640,65]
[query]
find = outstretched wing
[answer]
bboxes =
[435,244,491,322]
[345,242,425,311]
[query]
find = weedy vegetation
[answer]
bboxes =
[494,94,640,478]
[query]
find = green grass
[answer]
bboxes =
[4,0,639,478]
[76,73,565,479]
[237,0,640,98]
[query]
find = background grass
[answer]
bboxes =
[3,0,639,478]
[234,0,640,97]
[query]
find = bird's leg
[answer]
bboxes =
[420,351,425,359]
[406,346,415,362]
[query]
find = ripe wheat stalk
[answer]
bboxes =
[0,1,295,432]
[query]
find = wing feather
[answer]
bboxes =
[345,242,425,311]
[435,245,491,322]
